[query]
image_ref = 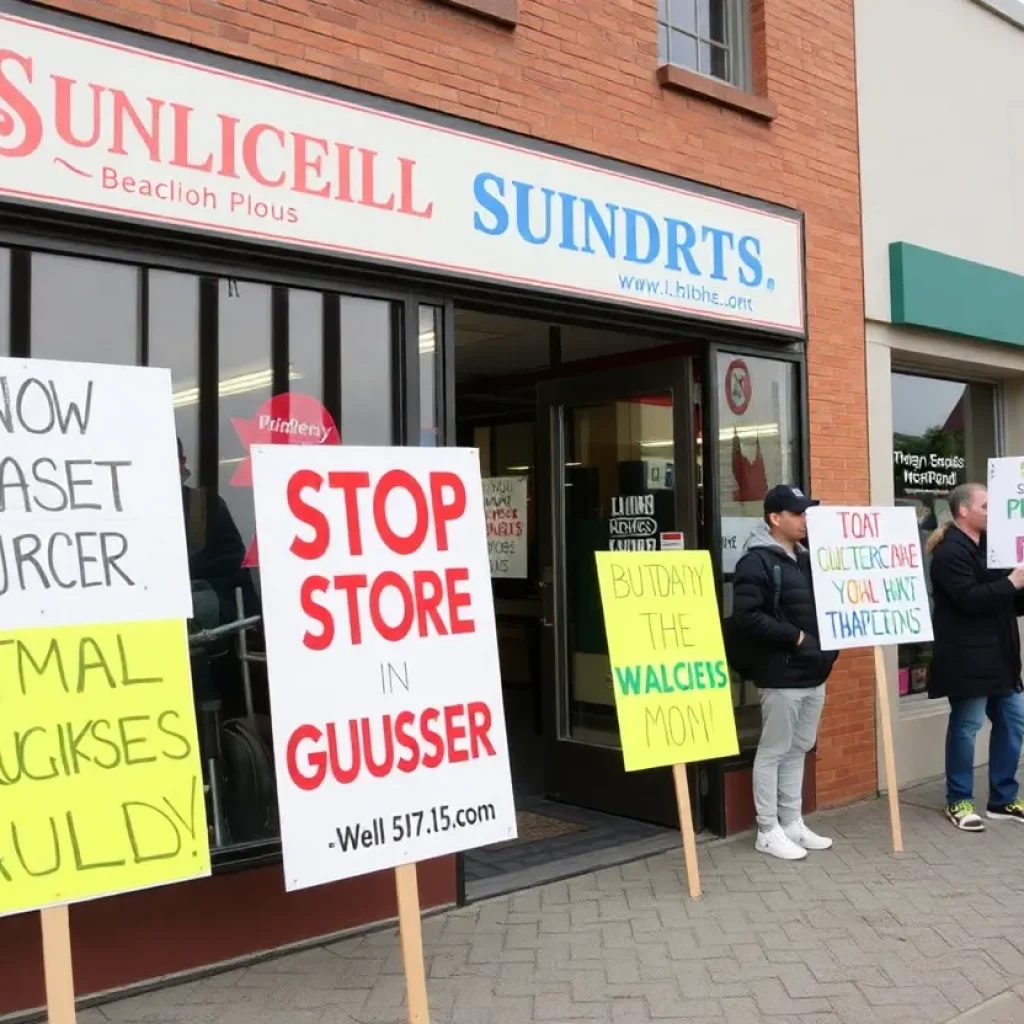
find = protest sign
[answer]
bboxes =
[594,550,738,897]
[986,457,1024,569]
[482,476,527,578]
[0,356,206,1022]
[805,504,931,853]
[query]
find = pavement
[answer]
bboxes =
[74,769,1024,1024]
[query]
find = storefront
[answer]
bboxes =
[858,0,1024,787]
[0,0,868,1014]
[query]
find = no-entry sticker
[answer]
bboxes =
[250,445,516,890]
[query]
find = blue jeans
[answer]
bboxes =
[946,691,1024,808]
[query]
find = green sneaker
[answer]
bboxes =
[946,800,984,832]
[986,799,1024,823]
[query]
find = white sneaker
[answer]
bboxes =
[783,819,833,851]
[755,825,808,860]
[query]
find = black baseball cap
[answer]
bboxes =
[764,485,818,515]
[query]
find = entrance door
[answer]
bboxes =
[537,359,701,829]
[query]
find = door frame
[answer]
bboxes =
[536,356,702,829]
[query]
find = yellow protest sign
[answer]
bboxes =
[595,550,739,771]
[0,618,211,917]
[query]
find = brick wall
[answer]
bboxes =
[34,0,873,805]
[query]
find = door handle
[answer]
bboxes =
[540,565,555,627]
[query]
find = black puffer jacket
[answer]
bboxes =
[732,522,839,689]
[928,526,1024,700]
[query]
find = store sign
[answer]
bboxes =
[986,456,1024,568]
[250,445,516,890]
[0,13,804,334]
[806,506,932,651]
[482,476,527,579]
[0,357,208,917]
[893,448,965,496]
[609,494,659,551]
[594,550,739,769]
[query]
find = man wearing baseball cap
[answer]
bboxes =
[729,485,838,860]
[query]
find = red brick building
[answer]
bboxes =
[0,0,870,1015]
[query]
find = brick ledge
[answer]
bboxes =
[432,0,518,26]
[656,63,776,121]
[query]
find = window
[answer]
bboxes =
[657,0,748,88]
[891,373,996,700]
[0,249,9,356]
[340,296,394,444]
[419,305,441,446]
[717,353,800,745]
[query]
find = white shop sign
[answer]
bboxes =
[251,445,516,890]
[483,476,527,579]
[0,13,804,334]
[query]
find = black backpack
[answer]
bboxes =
[723,552,783,682]
[220,717,280,844]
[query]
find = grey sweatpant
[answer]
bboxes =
[754,685,826,831]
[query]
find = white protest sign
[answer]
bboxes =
[806,506,932,652]
[483,476,527,578]
[251,445,516,891]
[987,457,1024,569]
[0,357,192,628]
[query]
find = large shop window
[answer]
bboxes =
[891,372,996,700]
[717,352,800,746]
[14,248,405,861]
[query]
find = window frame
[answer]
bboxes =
[657,0,752,92]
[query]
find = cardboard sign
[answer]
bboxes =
[987,457,1024,569]
[0,619,209,917]
[250,446,516,891]
[594,550,739,771]
[0,357,192,629]
[806,506,932,651]
[482,476,527,579]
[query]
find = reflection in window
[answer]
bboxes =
[289,289,323,405]
[341,297,393,444]
[717,353,799,746]
[149,270,200,476]
[0,249,9,356]
[218,278,272,546]
[892,373,996,699]
[31,253,139,364]
[419,305,440,446]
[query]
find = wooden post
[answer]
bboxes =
[873,646,903,853]
[40,905,76,1024]
[671,763,701,899]
[394,863,430,1024]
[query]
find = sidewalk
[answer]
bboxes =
[77,772,1024,1024]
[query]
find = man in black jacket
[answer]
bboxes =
[732,485,838,861]
[927,482,1024,832]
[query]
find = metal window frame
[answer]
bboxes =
[658,0,750,89]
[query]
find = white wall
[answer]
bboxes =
[856,0,1024,322]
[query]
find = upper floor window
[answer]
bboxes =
[657,0,749,89]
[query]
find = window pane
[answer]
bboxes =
[340,297,393,444]
[891,373,994,699]
[149,270,200,479]
[289,288,324,404]
[670,30,698,70]
[667,0,697,32]
[419,305,440,446]
[717,353,799,748]
[658,22,669,63]
[699,0,728,44]
[0,248,9,356]
[218,278,271,548]
[31,253,138,364]
[703,41,730,81]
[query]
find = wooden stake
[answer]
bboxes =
[873,645,903,853]
[40,905,76,1024]
[672,763,701,899]
[394,863,430,1024]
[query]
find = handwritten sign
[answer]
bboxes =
[251,445,516,891]
[594,551,739,771]
[806,506,932,651]
[987,457,1024,569]
[482,476,527,578]
[0,357,192,629]
[0,618,209,917]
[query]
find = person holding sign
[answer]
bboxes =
[729,485,838,861]
[926,483,1024,832]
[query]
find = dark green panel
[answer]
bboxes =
[889,241,1024,348]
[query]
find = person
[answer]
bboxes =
[731,485,838,860]
[926,482,1024,832]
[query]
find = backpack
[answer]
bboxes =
[220,716,280,844]
[723,552,783,682]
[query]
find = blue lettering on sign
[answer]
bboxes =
[471,172,765,289]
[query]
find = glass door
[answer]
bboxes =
[537,359,701,828]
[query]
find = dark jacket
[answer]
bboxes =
[927,526,1024,700]
[732,522,839,689]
